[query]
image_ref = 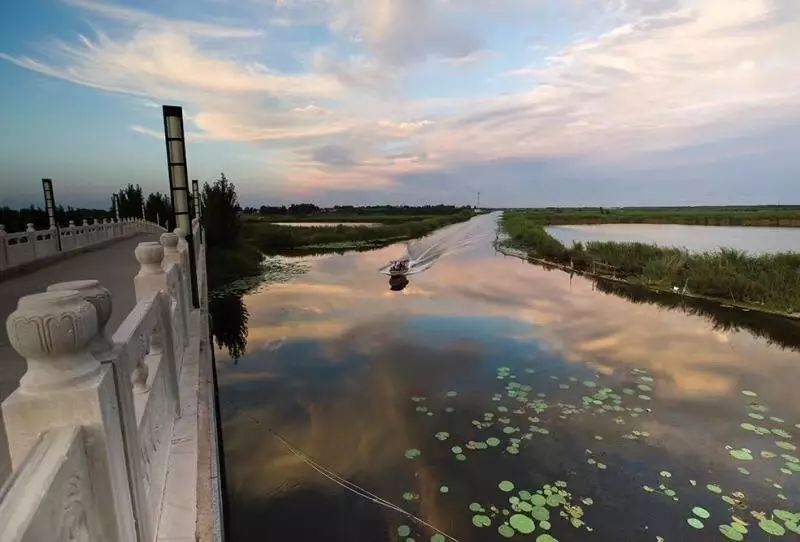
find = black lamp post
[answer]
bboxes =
[192,179,201,219]
[162,105,199,307]
[41,178,61,251]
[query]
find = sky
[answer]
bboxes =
[0,0,799,209]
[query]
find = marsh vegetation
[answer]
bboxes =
[502,211,800,314]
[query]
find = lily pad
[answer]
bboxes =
[431,534,446,542]
[531,506,550,521]
[687,518,704,529]
[510,514,535,534]
[472,514,491,528]
[398,525,411,537]
[497,524,515,538]
[404,449,421,459]
[729,449,753,461]
[692,506,710,519]
[499,480,515,492]
[719,524,744,541]
[759,519,785,536]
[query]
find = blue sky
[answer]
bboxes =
[1,0,799,209]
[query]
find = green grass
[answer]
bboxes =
[244,211,474,253]
[505,206,800,227]
[502,211,800,314]
[243,214,443,225]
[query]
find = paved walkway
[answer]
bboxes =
[0,233,159,482]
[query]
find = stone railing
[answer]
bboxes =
[0,218,165,273]
[0,224,218,542]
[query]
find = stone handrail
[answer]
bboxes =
[0,218,166,273]
[0,224,214,542]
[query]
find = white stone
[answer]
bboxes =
[47,280,114,361]
[6,290,101,392]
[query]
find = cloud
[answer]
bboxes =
[65,0,262,38]
[1,31,342,99]
[329,0,483,66]
[310,144,356,166]
[2,0,799,204]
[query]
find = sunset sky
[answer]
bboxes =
[1,0,799,208]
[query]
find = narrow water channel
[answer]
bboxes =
[215,213,800,541]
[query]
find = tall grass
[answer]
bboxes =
[502,211,800,314]
[246,211,474,252]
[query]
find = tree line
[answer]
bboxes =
[241,203,471,216]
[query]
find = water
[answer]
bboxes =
[380,217,489,276]
[272,222,381,228]
[215,213,800,541]
[546,223,800,254]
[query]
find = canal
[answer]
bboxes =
[215,213,800,541]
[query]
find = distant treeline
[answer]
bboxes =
[0,206,114,233]
[508,206,800,227]
[242,204,472,217]
[1,184,175,233]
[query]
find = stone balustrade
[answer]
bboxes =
[0,218,165,273]
[0,224,217,542]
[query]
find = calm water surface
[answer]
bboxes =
[546,223,800,254]
[216,214,800,541]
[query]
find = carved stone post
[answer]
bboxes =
[160,232,190,348]
[47,280,114,361]
[3,291,138,542]
[25,223,37,260]
[135,241,185,372]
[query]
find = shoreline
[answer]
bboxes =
[494,242,800,321]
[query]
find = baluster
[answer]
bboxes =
[47,280,114,362]
[3,290,138,541]
[25,223,37,260]
[160,232,190,348]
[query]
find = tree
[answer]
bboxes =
[116,184,145,218]
[201,172,240,247]
[144,192,173,229]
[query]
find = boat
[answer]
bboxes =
[387,259,410,276]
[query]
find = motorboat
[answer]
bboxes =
[387,258,410,276]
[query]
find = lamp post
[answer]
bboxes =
[113,194,121,221]
[162,105,199,307]
[41,178,61,251]
[192,179,201,219]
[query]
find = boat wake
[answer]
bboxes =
[379,215,490,277]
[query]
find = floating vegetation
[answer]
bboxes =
[498,481,515,492]
[404,449,421,460]
[687,517,704,529]
[467,481,592,539]
[397,357,797,542]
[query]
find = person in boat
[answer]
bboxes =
[390,259,409,273]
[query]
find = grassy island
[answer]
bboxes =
[501,211,800,315]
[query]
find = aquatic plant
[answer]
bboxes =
[501,211,800,313]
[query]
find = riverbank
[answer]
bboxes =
[516,206,800,227]
[243,211,475,253]
[501,211,800,316]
